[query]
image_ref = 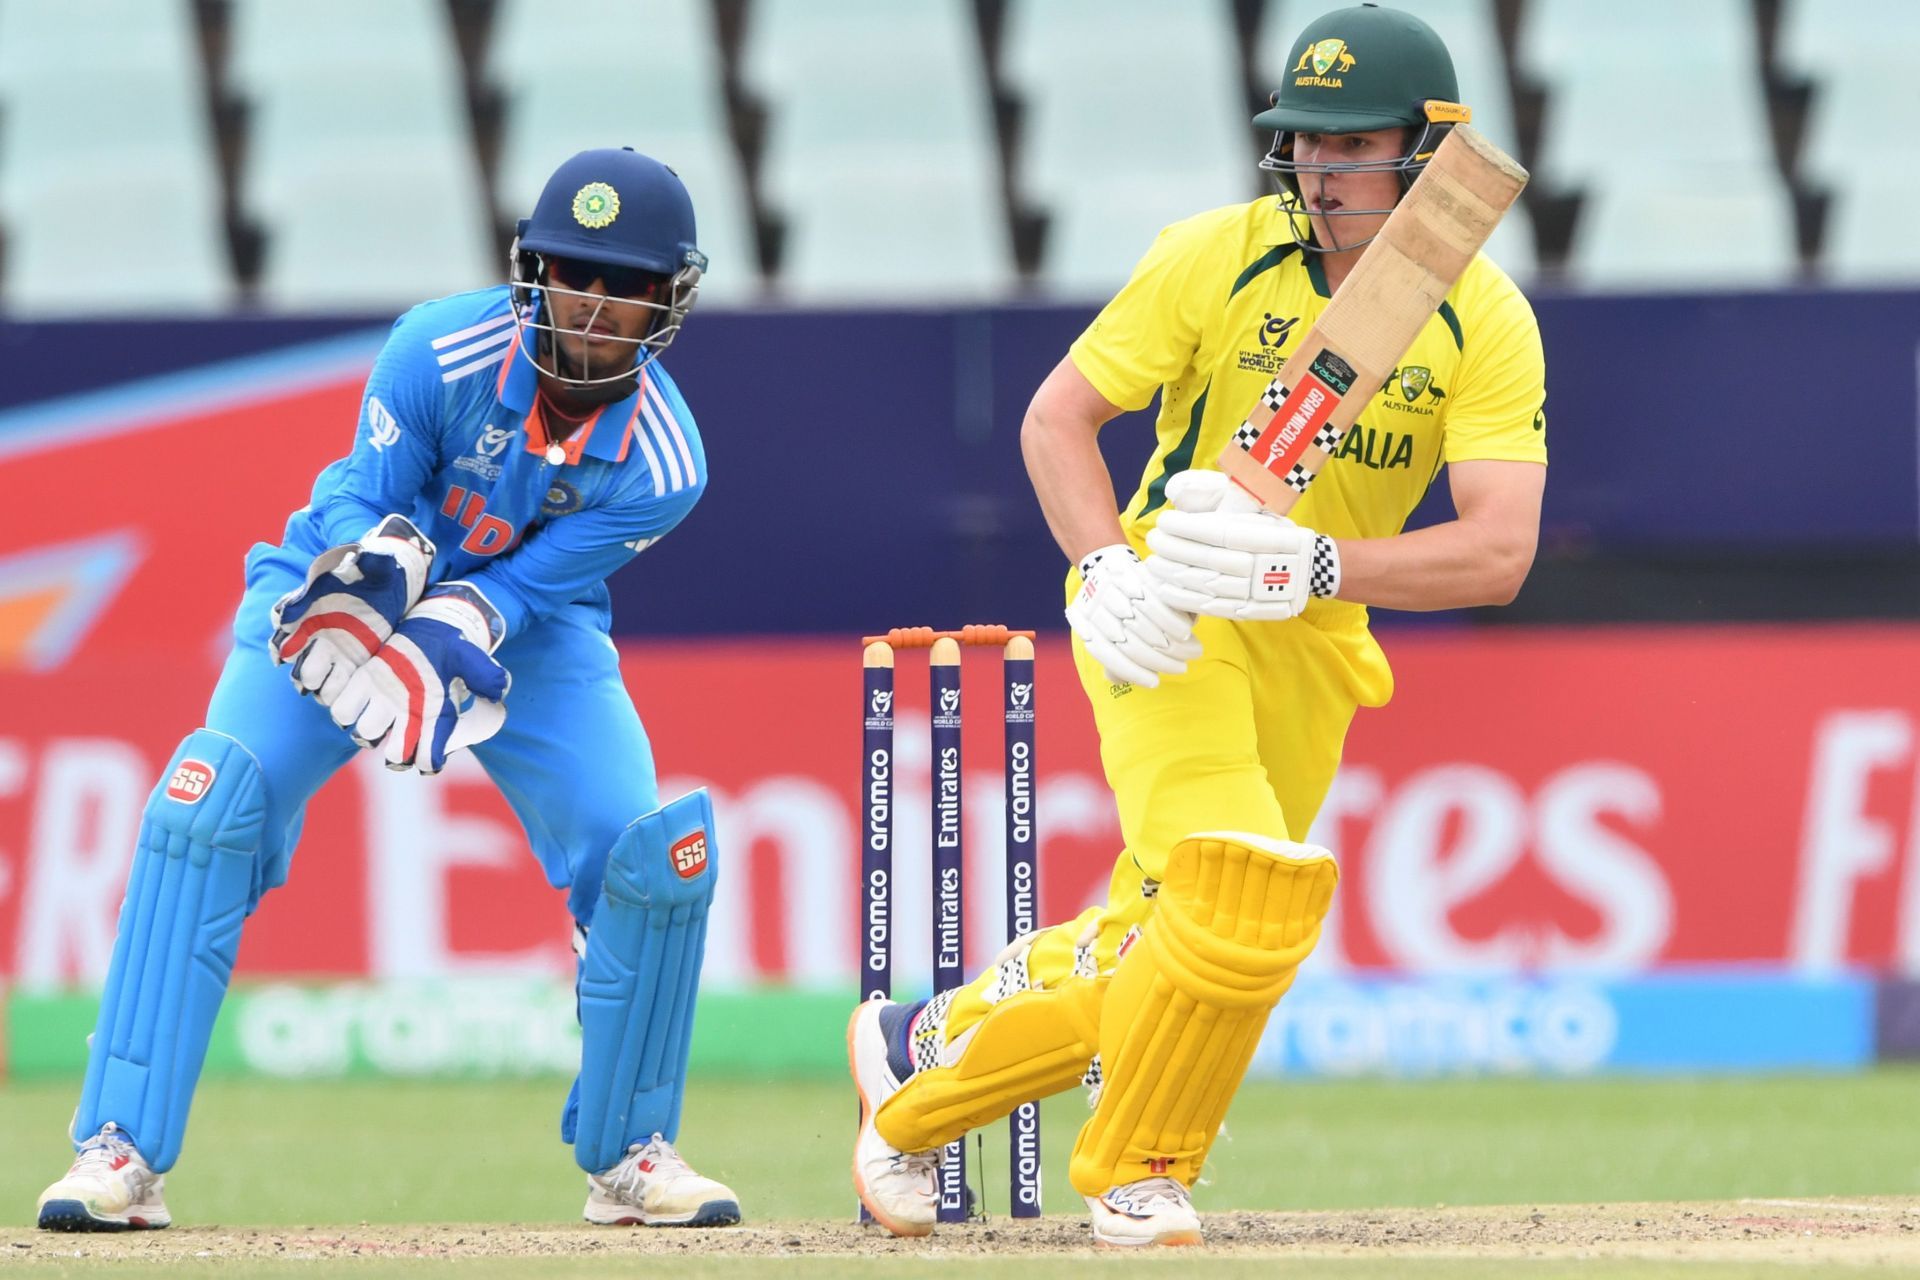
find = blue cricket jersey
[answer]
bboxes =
[280,287,706,639]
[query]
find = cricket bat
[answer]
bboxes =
[1216,125,1528,513]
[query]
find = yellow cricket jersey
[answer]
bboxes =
[1069,193,1548,631]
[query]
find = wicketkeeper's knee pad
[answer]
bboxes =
[875,915,1106,1155]
[566,789,718,1174]
[77,730,267,1172]
[1068,831,1337,1197]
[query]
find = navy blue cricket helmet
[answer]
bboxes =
[509,147,708,396]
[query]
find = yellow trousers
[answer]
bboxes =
[873,600,1391,1166]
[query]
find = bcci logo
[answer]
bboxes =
[572,182,620,229]
[870,689,893,716]
[541,480,583,516]
[166,760,216,805]
[670,830,709,879]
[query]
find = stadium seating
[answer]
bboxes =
[1003,0,1253,297]
[1821,180,1920,285]
[1521,0,1775,190]
[2,0,1917,307]
[225,0,494,310]
[0,0,233,312]
[1774,0,1920,83]
[1567,175,1801,289]
[743,0,1013,301]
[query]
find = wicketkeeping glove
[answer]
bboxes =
[269,514,435,707]
[1065,543,1202,689]
[1144,470,1341,622]
[329,582,511,775]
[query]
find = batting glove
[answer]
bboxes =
[1065,544,1202,689]
[1144,471,1340,622]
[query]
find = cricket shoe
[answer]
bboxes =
[847,999,938,1237]
[585,1134,741,1227]
[1086,1176,1203,1247]
[36,1123,171,1231]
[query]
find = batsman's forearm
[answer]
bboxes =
[1021,408,1128,566]
[1333,518,1536,611]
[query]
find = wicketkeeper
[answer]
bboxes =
[38,149,739,1231]
[850,3,1548,1245]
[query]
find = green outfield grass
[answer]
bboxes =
[5,1070,1920,1226]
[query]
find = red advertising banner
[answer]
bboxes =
[4,624,1920,987]
[2,349,1918,987]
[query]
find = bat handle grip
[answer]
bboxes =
[1218,483,1264,515]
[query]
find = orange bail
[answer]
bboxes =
[861,624,1038,649]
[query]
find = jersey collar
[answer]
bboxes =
[1261,196,1333,299]
[495,337,646,466]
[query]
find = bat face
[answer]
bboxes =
[1217,126,1528,514]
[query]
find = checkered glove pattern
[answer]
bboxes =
[1310,533,1341,599]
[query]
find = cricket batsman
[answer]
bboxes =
[37,148,741,1231]
[849,4,1548,1245]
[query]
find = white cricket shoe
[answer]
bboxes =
[585,1134,741,1227]
[1086,1176,1203,1247]
[847,999,938,1237]
[36,1123,171,1231]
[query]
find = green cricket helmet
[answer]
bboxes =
[1255,3,1470,250]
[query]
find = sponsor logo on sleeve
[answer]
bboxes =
[366,397,402,450]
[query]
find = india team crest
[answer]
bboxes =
[572,182,620,229]
[1399,366,1432,402]
[541,480,583,516]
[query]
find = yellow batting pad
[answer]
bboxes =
[876,979,1103,1154]
[1068,832,1337,1196]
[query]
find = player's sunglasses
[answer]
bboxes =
[544,255,666,300]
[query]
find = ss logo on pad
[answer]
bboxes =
[166,761,217,804]
[671,831,709,879]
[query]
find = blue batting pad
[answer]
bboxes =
[76,730,265,1172]
[567,789,718,1173]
